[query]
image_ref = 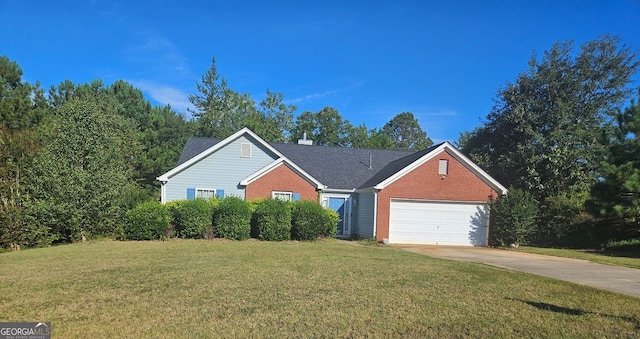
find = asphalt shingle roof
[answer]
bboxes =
[176,137,221,166]
[271,143,414,189]
[358,144,442,188]
[175,136,436,190]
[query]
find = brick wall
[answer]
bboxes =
[376,150,498,240]
[245,163,318,201]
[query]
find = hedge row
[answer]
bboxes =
[122,197,338,241]
[252,198,292,241]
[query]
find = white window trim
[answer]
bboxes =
[272,191,293,201]
[196,188,216,199]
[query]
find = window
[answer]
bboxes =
[438,159,449,175]
[272,191,293,201]
[196,188,216,199]
[241,143,252,158]
[187,188,224,200]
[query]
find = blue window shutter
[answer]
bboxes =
[187,188,195,200]
[216,189,225,198]
[292,193,301,201]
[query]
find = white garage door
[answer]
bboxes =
[389,200,489,246]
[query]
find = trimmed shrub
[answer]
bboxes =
[253,199,292,241]
[171,199,213,239]
[324,209,339,237]
[291,200,338,241]
[213,197,252,240]
[124,201,171,240]
[491,188,538,247]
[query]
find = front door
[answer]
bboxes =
[328,196,349,237]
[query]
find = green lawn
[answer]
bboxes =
[1,240,639,338]
[514,246,640,269]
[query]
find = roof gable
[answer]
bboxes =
[373,142,508,195]
[240,158,326,189]
[357,144,441,189]
[157,128,284,181]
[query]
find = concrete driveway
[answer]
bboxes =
[394,245,640,298]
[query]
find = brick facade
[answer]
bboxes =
[245,163,318,201]
[375,150,499,241]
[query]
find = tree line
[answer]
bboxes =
[0,55,431,250]
[1,35,638,250]
[460,35,639,247]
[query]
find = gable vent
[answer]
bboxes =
[438,159,449,175]
[241,143,252,158]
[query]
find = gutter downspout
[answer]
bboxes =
[373,189,378,241]
[160,180,167,204]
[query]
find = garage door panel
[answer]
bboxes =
[388,200,488,246]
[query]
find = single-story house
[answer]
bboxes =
[157,128,507,246]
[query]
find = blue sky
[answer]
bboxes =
[1,1,639,143]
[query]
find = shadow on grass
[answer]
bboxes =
[530,243,640,259]
[507,298,640,329]
[584,250,640,259]
[584,248,640,259]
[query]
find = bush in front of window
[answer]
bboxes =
[213,197,252,240]
[252,199,292,241]
[124,201,171,240]
[291,201,338,241]
[172,199,213,239]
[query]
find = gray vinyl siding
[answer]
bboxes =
[355,192,375,238]
[164,135,279,202]
[350,195,359,237]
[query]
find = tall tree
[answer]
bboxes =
[290,107,351,146]
[315,107,351,146]
[0,56,50,250]
[461,36,638,243]
[27,99,137,242]
[344,124,394,149]
[0,126,47,250]
[249,89,295,142]
[47,79,193,199]
[588,92,640,239]
[368,128,395,149]
[381,112,432,150]
[345,124,371,148]
[104,81,193,196]
[290,111,316,143]
[0,56,49,129]
[49,79,105,108]
[189,57,255,139]
[140,104,194,194]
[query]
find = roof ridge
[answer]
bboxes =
[182,136,437,155]
[268,141,417,154]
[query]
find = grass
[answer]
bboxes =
[1,240,639,338]
[514,246,640,269]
